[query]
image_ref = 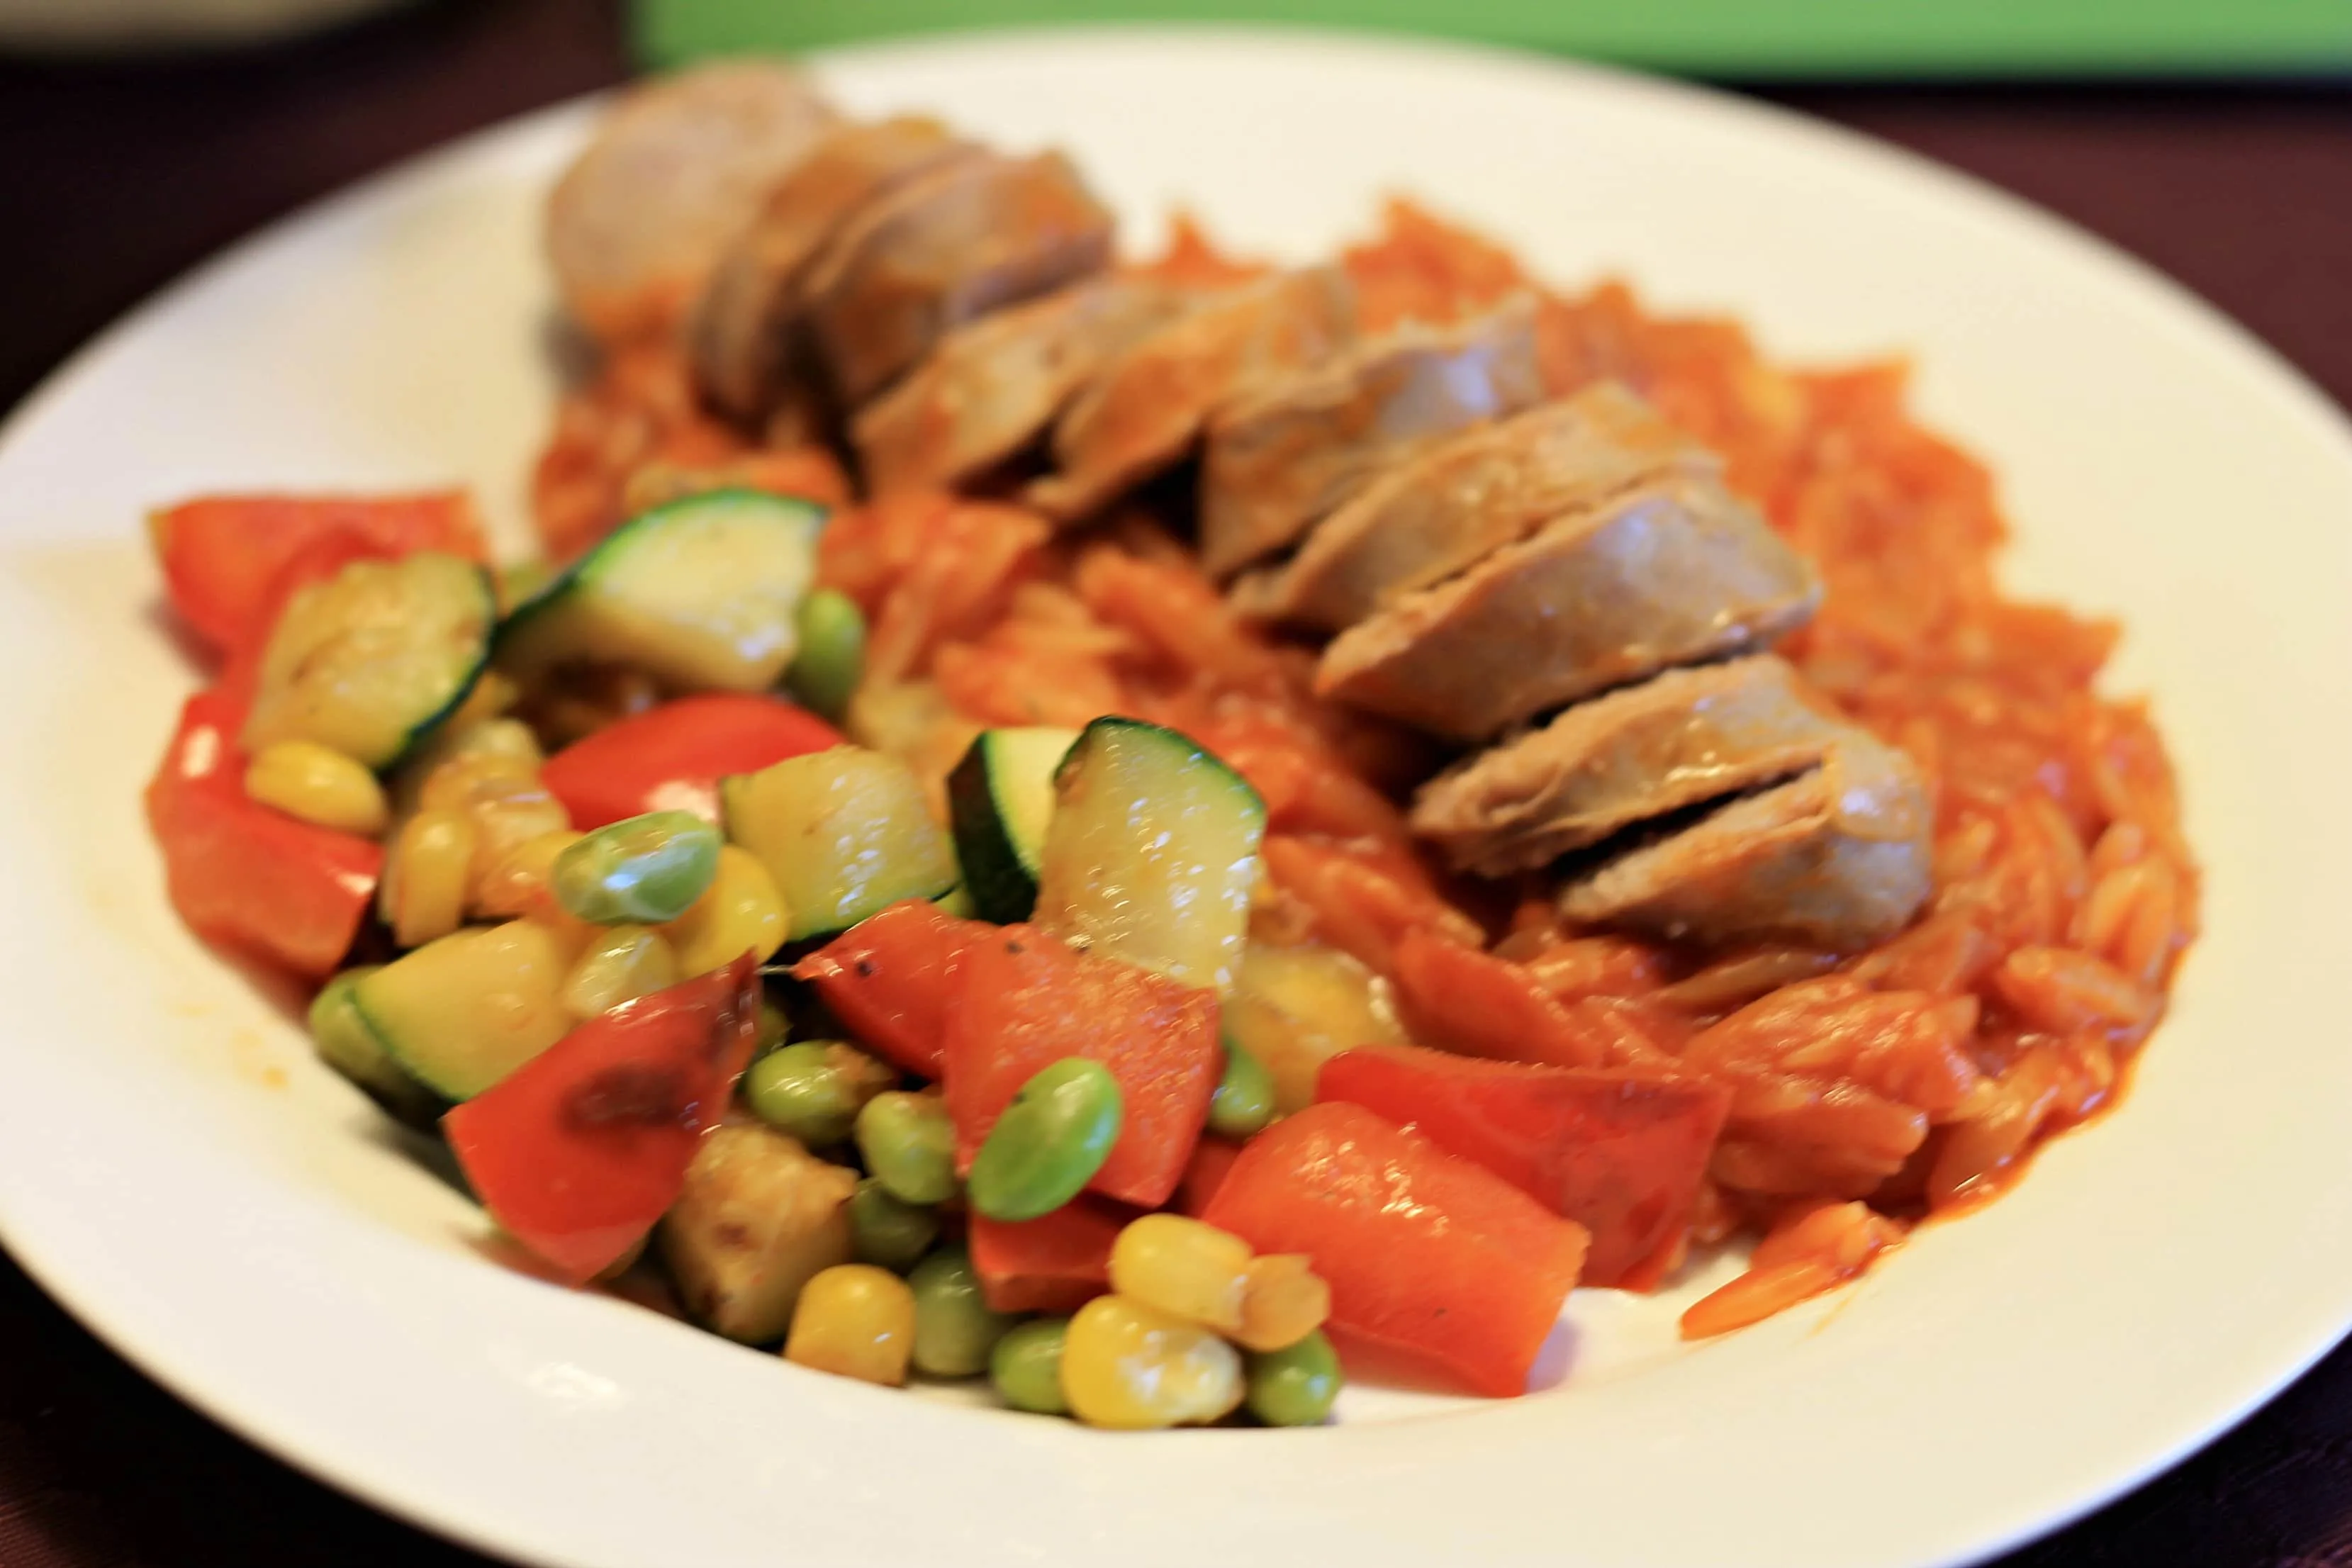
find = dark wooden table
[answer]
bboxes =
[1,4,2347,1562]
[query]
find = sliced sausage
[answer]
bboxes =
[1411,656,1844,877]
[851,276,1193,495]
[1024,268,1356,525]
[1197,296,1545,581]
[547,62,838,343]
[801,150,1115,405]
[690,116,978,424]
[1557,729,1932,951]
[1233,382,1710,632]
[1316,474,1821,741]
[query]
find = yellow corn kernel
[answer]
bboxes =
[1233,1253,1332,1353]
[663,845,790,975]
[421,752,571,895]
[561,924,678,1019]
[474,829,582,920]
[785,1264,915,1386]
[1107,1214,1251,1333]
[244,740,391,836]
[418,748,537,809]
[383,808,476,948]
[1062,1294,1245,1430]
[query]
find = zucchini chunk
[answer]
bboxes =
[946,726,1078,922]
[659,1121,858,1344]
[497,489,824,693]
[307,966,448,1130]
[242,551,495,771]
[1032,717,1267,992]
[721,744,958,943]
[352,921,571,1100]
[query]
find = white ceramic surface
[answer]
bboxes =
[1,28,2348,1568]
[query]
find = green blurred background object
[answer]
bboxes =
[636,0,2352,77]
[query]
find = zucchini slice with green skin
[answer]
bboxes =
[1032,717,1267,992]
[722,745,959,943]
[497,489,824,693]
[242,551,495,771]
[946,726,1080,922]
[352,922,572,1100]
[308,966,448,1130]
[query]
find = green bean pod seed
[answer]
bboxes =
[786,588,866,722]
[1208,1035,1276,1139]
[967,1058,1122,1222]
[908,1246,1020,1377]
[1245,1328,1342,1427]
[855,1090,959,1205]
[990,1316,1072,1415]
[847,1177,940,1271]
[551,810,722,925]
[745,1041,895,1146]
[754,996,790,1056]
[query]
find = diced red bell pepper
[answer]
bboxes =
[1202,1101,1589,1397]
[967,1198,1130,1313]
[1317,1042,1730,1290]
[540,693,842,830]
[144,688,382,978]
[1176,1136,1246,1219]
[150,492,486,652]
[941,926,1220,1211]
[791,900,987,1078]
[444,953,762,1284]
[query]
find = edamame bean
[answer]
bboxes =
[754,997,790,1055]
[908,1246,1020,1377]
[1208,1036,1275,1139]
[847,1178,939,1271]
[989,1316,1071,1415]
[785,588,866,722]
[966,1058,1121,1222]
[745,1041,894,1146]
[855,1091,958,1204]
[551,810,722,925]
[1245,1328,1341,1427]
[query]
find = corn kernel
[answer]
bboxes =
[420,754,569,883]
[785,1264,915,1386]
[1233,1253,1331,1353]
[1061,1294,1245,1430]
[244,740,391,836]
[383,808,476,948]
[473,829,583,920]
[663,845,790,975]
[560,924,678,1019]
[1107,1214,1251,1333]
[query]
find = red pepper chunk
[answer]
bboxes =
[541,694,841,830]
[792,900,987,1078]
[942,927,1219,1210]
[1202,1101,1589,1397]
[150,491,486,651]
[1176,1136,1246,1219]
[967,1199,1129,1313]
[144,689,381,978]
[1317,1042,1730,1290]
[445,954,762,1285]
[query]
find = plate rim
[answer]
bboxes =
[3,25,2349,1568]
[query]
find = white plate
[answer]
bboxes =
[1,27,2348,1568]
